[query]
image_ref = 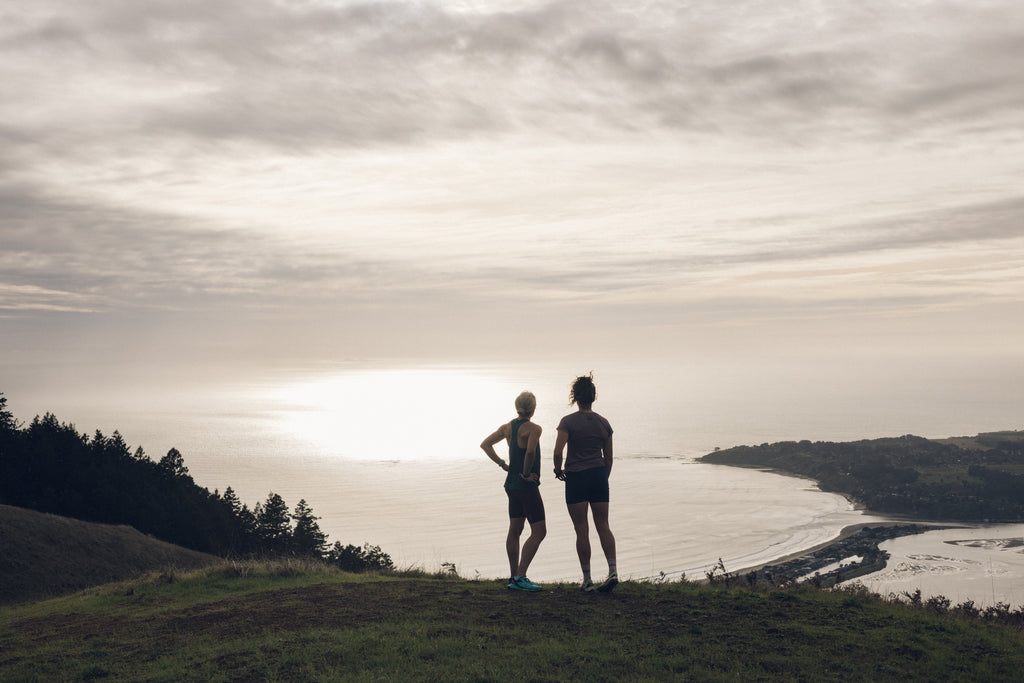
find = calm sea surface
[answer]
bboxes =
[9,357,1024,602]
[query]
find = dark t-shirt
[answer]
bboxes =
[557,411,613,472]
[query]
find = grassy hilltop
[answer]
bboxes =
[4,506,1024,681]
[3,561,1024,682]
[0,504,219,606]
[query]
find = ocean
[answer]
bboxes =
[7,356,1023,603]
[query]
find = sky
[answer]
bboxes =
[3,0,1024,397]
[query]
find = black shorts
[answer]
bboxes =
[506,487,545,523]
[564,467,610,505]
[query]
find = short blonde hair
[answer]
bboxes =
[514,391,536,417]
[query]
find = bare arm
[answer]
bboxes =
[604,435,613,477]
[553,429,568,480]
[480,425,510,472]
[520,424,542,482]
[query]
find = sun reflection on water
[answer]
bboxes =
[269,367,534,461]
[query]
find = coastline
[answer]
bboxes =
[697,461,967,580]
[732,520,964,585]
[735,522,898,575]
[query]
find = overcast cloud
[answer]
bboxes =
[7,1,1024,147]
[2,0,1024,372]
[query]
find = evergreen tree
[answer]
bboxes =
[91,429,108,457]
[0,391,399,563]
[158,448,190,479]
[291,499,327,558]
[236,502,259,553]
[0,393,17,433]
[108,431,131,459]
[221,487,243,516]
[256,492,292,554]
[328,542,395,573]
[0,393,21,503]
[216,487,255,554]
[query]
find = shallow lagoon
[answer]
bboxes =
[845,525,1024,608]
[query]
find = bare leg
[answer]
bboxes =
[506,518,525,577]
[591,502,616,571]
[516,520,546,576]
[567,502,592,572]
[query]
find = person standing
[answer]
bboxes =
[480,391,546,591]
[553,373,618,592]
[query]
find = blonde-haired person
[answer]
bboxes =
[553,373,617,592]
[480,390,546,591]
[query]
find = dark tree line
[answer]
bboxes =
[0,393,392,571]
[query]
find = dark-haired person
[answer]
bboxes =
[480,390,546,592]
[553,373,618,592]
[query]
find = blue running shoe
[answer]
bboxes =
[510,576,542,592]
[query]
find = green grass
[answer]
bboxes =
[3,563,1024,681]
[0,504,219,606]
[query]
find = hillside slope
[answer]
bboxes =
[3,569,1024,681]
[0,504,219,605]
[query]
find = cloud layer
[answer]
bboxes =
[3,0,1024,365]
[7,1,1024,147]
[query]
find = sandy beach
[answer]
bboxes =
[737,522,898,575]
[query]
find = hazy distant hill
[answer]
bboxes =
[0,504,219,605]
[701,430,1024,522]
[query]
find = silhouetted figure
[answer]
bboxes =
[554,374,618,592]
[480,391,546,591]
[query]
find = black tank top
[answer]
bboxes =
[504,418,541,491]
